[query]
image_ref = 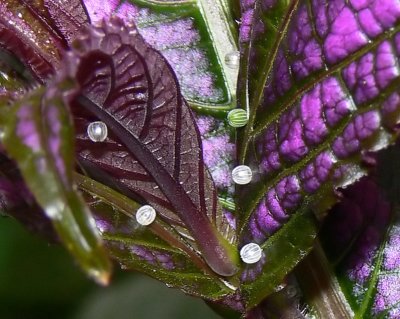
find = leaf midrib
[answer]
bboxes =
[354,211,397,319]
[239,0,300,162]
[238,77,400,234]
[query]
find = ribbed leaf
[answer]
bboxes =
[237,0,400,306]
[44,0,90,44]
[65,17,238,276]
[0,0,238,112]
[82,0,238,112]
[0,0,63,82]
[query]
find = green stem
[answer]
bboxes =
[74,173,218,278]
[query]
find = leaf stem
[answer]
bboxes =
[74,173,220,278]
[295,240,354,319]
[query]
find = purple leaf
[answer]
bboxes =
[81,0,237,109]
[320,145,400,319]
[0,0,238,109]
[62,17,238,276]
[0,0,90,83]
[44,0,90,45]
[236,0,400,305]
[196,114,236,195]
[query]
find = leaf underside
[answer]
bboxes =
[63,17,237,276]
[82,0,238,111]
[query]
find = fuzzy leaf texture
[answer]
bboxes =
[236,0,400,307]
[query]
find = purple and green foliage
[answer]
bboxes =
[320,145,400,319]
[0,81,112,284]
[1,0,400,317]
[82,0,238,110]
[236,0,400,307]
[77,173,235,300]
[67,16,238,277]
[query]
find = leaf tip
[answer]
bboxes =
[92,268,112,286]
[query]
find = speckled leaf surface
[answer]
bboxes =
[237,0,400,306]
[320,146,400,319]
[0,84,112,284]
[82,0,238,112]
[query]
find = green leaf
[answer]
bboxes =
[75,173,235,300]
[0,85,112,284]
[84,0,239,114]
[241,210,317,308]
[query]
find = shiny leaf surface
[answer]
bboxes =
[237,0,400,305]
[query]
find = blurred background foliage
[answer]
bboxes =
[0,217,220,319]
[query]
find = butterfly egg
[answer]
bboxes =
[227,109,248,128]
[87,121,108,142]
[224,51,240,69]
[232,165,252,185]
[240,243,262,264]
[136,205,156,226]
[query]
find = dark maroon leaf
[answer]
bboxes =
[44,0,90,44]
[0,0,90,83]
[0,0,62,82]
[61,17,238,276]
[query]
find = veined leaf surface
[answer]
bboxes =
[83,0,238,112]
[237,0,400,307]
[319,146,400,319]
[66,17,238,276]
